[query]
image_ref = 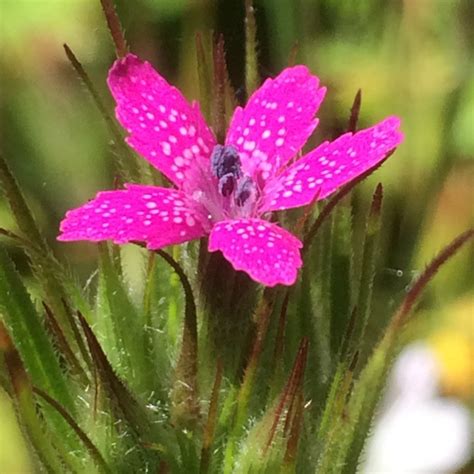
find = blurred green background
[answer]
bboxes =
[1,0,473,471]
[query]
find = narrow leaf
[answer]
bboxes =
[244,0,259,96]
[222,287,277,473]
[63,43,140,182]
[0,248,75,412]
[317,228,474,472]
[303,149,395,252]
[0,153,93,345]
[33,386,112,474]
[212,34,228,143]
[200,359,223,474]
[0,322,73,474]
[43,303,88,384]
[99,0,128,58]
[392,227,474,328]
[350,183,383,353]
[195,32,212,121]
[265,337,308,453]
[347,89,362,133]
[77,310,152,438]
[156,249,199,429]
[98,244,149,392]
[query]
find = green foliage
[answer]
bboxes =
[1,1,473,473]
[2,163,470,472]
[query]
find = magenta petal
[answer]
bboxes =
[58,184,206,249]
[208,218,303,287]
[260,116,404,212]
[108,54,216,187]
[226,66,326,184]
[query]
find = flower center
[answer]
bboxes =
[211,144,241,196]
[210,144,255,207]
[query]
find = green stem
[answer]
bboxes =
[244,0,259,97]
[223,288,275,473]
[352,184,383,352]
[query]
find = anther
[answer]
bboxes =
[211,144,242,180]
[219,173,236,197]
[235,177,255,206]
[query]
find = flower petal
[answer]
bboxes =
[208,218,302,287]
[108,54,216,187]
[226,66,326,184]
[260,116,404,212]
[58,184,206,249]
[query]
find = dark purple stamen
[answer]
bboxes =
[211,144,242,180]
[219,173,236,197]
[235,177,255,206]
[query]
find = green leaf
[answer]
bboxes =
[195,32,212,122]
[0,322,81,474]
[97,244,150,393]
[0,247,74,412]
[0,153,93,355]
[156,249,200,429]
[350,183,383,355]
[317,228,474,472]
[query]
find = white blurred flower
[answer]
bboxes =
[363,343,471,473]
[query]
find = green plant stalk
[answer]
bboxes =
[265,338,308,454]
[98,244,149,392]
[339,332,396,474]
[200,359,223,474]
[320,215,333,368]
[315,361,346,444]
[222,288,275,474]
[212,34,228,144]
[156,249,200,429]
[352,183,383,353]
[316,338,390,474]
[142,252,156,328]
[282,389,304,471]
[244,0,259,96]
[195,32,212,122]
[267,290,290,399]
[199,250,257,379]
[329,202,352,355]
[167,245,181,347]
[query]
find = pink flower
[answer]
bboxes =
[59,54,403,287]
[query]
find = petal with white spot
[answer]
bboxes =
[260,116,404,212]
[108,54,216,187]
[208,218,303,287]
[226,66,326,184]
[58,184,206,249]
